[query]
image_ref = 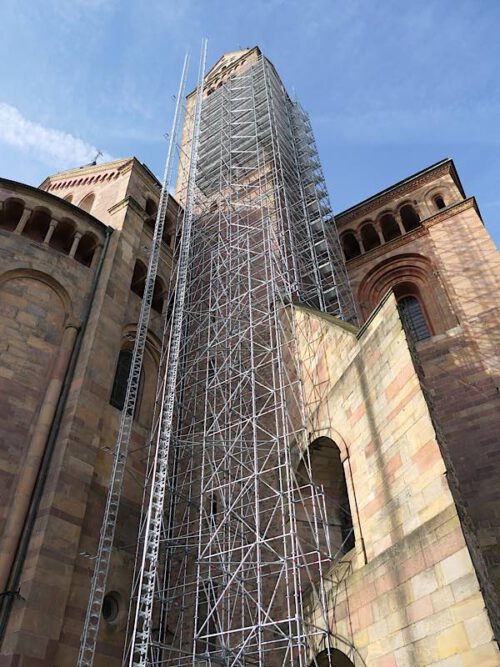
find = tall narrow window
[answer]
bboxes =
[434,194,446,210]
[110,349,133,410]
[398,295,431,341]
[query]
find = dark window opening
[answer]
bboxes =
[74,233,97,266]
[1,199,24,231]
[110,349,133,410]
[398,295,431,342]
[131,260,147,299]
[380,213,401,242]
[434,195,446,210]
[49,219,75,254]
[341,232,361,261]
[152,278,165,313]
[360,223,381,252]
[400,204,421,232]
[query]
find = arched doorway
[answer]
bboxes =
[296,437,355,565]
[311,647,356,666]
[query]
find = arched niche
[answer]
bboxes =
[78,193,95,213]
[0,270,70,535]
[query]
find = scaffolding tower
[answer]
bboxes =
[80,45,357,667]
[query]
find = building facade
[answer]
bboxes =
[0,48,499,667]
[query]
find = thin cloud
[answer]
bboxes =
[0,102,113,169]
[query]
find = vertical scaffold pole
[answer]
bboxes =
[76,53,190,667]
[126,38,208,667]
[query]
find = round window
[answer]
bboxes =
[102,591,120,623]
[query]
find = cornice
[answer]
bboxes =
[336,162,453,226]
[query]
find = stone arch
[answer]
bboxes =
[74,232,98,266]
[296,436,355,563]
[424,184,453,213]
[63,193,73,203]
[49,218,76,254]
[357,253,455,332]
[0,268,73,318]
[340,231,361,261]
[78,192,95,213]
[22,207,51,243]
[359,222,380,252]
[398,203,420,232]
[0,269,72,532]
[1,198,25,231]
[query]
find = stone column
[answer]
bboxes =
[69,231,82,258]
[90,242,102,269]
[43,219,58,245]
[396,216,406,236]
[354,229,363,254]
[0,322,79,592]
[14,208,32,234]
[374,223,384,245]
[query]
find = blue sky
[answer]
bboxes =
[1,0,499,246]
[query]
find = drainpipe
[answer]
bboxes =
[0,227,112,646]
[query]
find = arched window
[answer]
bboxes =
[0,199,24,231]
[22,208,51,243]
[297,437,355,559]
[74,232,98,266]
[380,213,401,242]
[400,204,420,232]
[110,349,133,410]
[145,198,157,218]
[397,295,431,341]
[434,194,446,210]
[63,193,73,203]
[341,231,361,261]
[49,219,75,254]
[109,349,145,415]
[78,193,95,213]
[131,260,147,299]
[360,223,381,252]
[152,276,165,313]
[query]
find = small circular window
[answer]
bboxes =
[102,591,120,623]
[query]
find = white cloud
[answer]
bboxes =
[0,102,113,169]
